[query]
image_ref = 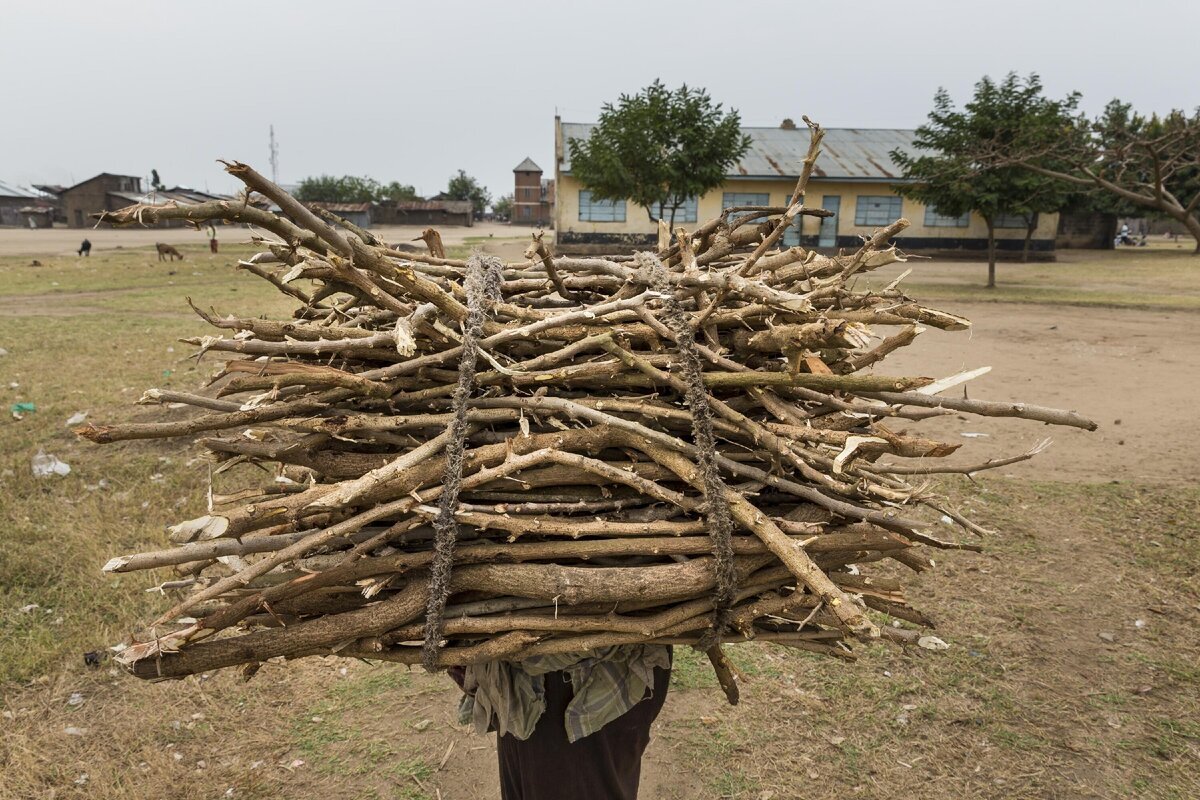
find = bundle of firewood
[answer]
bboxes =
[83,121,1095,694]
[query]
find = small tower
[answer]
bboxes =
[512,157,543,225]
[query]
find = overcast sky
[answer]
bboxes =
[3,1,1197,203]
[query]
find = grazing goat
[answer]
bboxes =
[156,243,183,261]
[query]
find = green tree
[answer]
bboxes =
[492,193,514,220]
[380,181,419,202]
[568,80,751,228]
[150,169,164,192]
[445,170,491,219]
[295,175,418,204]
[990,100,1200,252]
[892,73,1072,287]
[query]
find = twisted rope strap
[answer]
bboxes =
[421,254,503,671]
[642,253,737,649]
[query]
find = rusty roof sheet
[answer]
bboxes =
[558,122,922,182]
[394,200,473,214]
[308,201,372,213]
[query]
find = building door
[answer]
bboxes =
[74,209,84,227]
[818,196,839,248]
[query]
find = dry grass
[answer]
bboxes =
[865,244,1200,310]
[2,241,1198,799]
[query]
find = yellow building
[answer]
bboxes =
[554,119,1059,255]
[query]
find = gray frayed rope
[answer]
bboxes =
[421,254,503,670]
[640,252,737,648]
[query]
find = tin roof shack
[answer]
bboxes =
[512,158,555,226]
[70,177,232,228]
[63,173,143,228]
[19,206,54,228]
[308,202,372,229]
[555,118,1060,258]
[375,200,474,227]
[32,184,67,223]
[0,180,45,226]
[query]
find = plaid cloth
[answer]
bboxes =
[458,645,671,743]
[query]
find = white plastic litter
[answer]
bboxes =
[32,449,71,478]
[65,411,88,426]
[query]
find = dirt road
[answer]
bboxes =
[877,300,1197,483]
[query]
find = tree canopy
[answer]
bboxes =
[492,193,513,220]
[985,98,1200,251]
[568,80,751,227]
[892,73,1072,287]
[296,175,419,204]
[445,170,491,218]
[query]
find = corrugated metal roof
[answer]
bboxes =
[0,179,41,199]
[309,201,372,213]
[65,172,141,191]
[107,189,227,207]
[108,191,167,206]
[558,122,923,182]
[164,186,228,203]
[513,157,542,172]
[395,200,473,214]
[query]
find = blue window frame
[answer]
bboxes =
[578,190,626,222]
[923,206,970,227]
[854,195,902,226]
[722,192,771,222]
[670,196,698,224]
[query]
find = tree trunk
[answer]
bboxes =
[985,217,997,288]
[1184,213,1200,254]
[1022,218,1035,263]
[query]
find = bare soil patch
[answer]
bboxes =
[878,300,1200,483]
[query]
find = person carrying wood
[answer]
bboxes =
[450,645,673,800]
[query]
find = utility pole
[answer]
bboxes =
[269,125,280,184]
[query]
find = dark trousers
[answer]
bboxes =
[497,661,671,800]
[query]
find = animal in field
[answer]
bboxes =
[156,243,184,261]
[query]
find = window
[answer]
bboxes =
[854,195,902,226]
[923,206,970,227]
[668,196,698,224]
[722,192,770,222]
[781,217,804,247]
[995,211,1034,229]
[578,190,626,222]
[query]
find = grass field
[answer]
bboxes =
[868,243,1200,310]
[1,237,1198,799]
